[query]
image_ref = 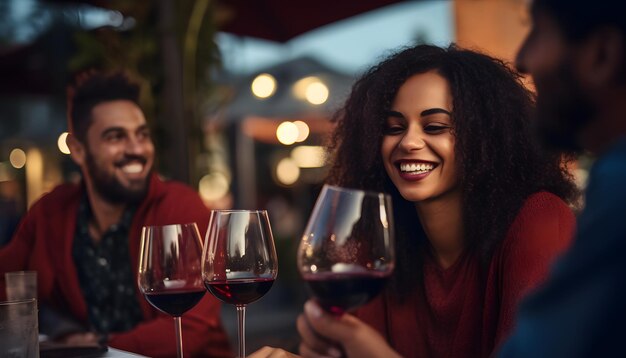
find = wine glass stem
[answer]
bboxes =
[236,304,246,358]
[174,316,183,358]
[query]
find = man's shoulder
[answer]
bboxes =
[30,183,82,211]
[141,176,210,224]
[585,143,626,205]
[592,137,626,177]
[150,176,202,199]
[145,175,206,210]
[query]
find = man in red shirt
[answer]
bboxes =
[0,71,232,357]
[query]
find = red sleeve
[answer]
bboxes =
[0,219,31,301]
[108,294,232,357]
[494,192,575,346]
[0,199,46,301]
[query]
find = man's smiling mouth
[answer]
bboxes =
[121,163,144,174]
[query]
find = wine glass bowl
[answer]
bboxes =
[298,185,395,315]
[202,210,278,358]
[138,223,205,358]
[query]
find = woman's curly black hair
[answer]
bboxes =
[326,44,580,293]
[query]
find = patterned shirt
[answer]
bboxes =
[72,196,143,334]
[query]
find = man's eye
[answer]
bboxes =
[105,133,124,141]
[137,130,151,140]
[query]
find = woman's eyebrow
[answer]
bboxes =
[421,108,451,116]
[386,110,405,118]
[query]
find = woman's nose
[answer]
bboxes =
[399,129,426,151]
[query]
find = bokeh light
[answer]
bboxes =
[58,132,70,154]
[251,73,277,99]
[199,173,230,201]
[276,157,300,185]
[305,81,329,105]
[276,121,299,145]
[291,146,326,168]
[0,162,12,182]
[9,148,26,169]
[293,120,310,142]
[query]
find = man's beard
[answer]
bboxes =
[85,150,150,205]
[533,59,595,153]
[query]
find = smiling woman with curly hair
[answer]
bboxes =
[287,44,580,358]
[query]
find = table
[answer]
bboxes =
[101,347,148,357]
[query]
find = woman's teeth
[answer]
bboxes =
[121,163,143,174]
[400,163,434,174]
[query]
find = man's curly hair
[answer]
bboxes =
[326,44,580,293]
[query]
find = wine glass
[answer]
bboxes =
[202,210,278,358]
[298,185,395,316]
[138,223,205,358]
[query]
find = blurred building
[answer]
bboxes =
[205,56,353,208]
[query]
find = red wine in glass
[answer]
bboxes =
[138,223,205,358]
[298,185,395,315]
[144,289,206,317]
[202,210,278,358]
[205,277,275,305]
[302,272,390,316]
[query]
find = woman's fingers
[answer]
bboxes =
[299,342,342,358]
[302,301,356,343]
[248,346,300,358]
[299,300,402,358]
[297,313,339,356]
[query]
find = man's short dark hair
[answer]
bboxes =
[67,70,141,142]
[533,0,626,41]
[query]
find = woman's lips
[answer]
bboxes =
[396,160,437,181]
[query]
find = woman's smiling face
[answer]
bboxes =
[381,71,459,203]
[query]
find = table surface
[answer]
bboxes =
[101,347,148,357]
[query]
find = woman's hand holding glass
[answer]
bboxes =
[296,185,397,357]
[297,185,395,316]
[296,299,401,358]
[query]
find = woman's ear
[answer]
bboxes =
[66,133,86,166]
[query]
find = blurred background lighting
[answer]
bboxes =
[26,148,43,207]
[291,146,326,168]
[293,120,310,142]
[199,172,230,201]
[0,162,12,182]
[251,73,277,99]
[9,148,26,169]
[292,76,317,100]
[276,121,299,145]
[276,157,300,185]
[305,81,329,105]
[58,132,70,154]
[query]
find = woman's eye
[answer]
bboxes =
[424,124,450,133]
[383,125,404,135]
